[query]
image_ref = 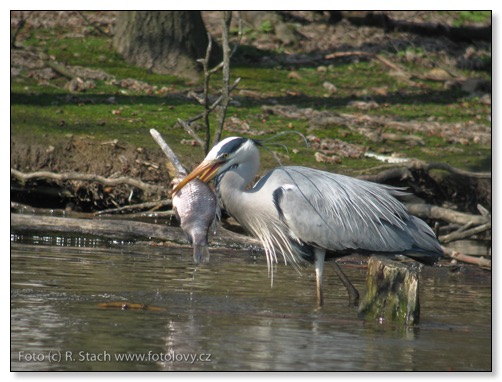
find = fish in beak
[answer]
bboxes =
[172,159,224,194]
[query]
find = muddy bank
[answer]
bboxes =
[11,135,172,211]
[11,133,491,217]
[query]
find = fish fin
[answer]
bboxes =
[193,245,210,264]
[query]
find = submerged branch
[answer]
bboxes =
[11,213,260,249]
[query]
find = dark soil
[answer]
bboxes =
[11,135,172,211]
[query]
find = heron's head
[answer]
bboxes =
[173,137,258,193]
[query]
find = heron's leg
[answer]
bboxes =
[314,248,326,308]
[331,261,359,305]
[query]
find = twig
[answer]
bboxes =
[201,32,213,154]
[207,12,243,75]
[186,77,241,125]
[439,222,491,244]
[94,199,172,216]
[10,201,94,219]
[11,12,30,48]
[177,76,241,147]
[442,246,491,270]
[177,118,205,148]
[424,162,491,179]
[325,50,422,87]
[213,11,233,147]
[477,204,491,219]
[358,167,413,183]
[177,12,242,152]
[405,203,488,226]
[358,159,491,180]
[229,12,244,60]
[98,210,176,219]
[39,53,78,80]
[149,129,187,175]
[11,168,161,193]
[324,51,370,59]
[76,11,111,37]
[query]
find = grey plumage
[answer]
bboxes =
[173,137,443,306]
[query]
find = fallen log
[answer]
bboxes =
[10,213,260,249]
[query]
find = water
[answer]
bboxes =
[11,234,491,371]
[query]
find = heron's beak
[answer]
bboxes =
[172,159,223,194]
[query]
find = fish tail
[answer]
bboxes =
[193,245,210,264]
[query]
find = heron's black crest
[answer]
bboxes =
[216,137,249,157]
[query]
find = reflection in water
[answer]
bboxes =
[11,235,491,371]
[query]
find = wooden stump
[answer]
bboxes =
[358,256,420,325]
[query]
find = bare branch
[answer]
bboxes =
[177,118,205,148]
[405,203,488,226]
[11,12,31,48]
[94,199,172,216]
[424,162,491,179]
[439,222,491,244]
[76,11,111,37]
[178,12,242,153]
[150,128,187,175]
[442,246,491,270]
[358,159,491,180]
[184,77,241,125]
[213,11,233,147]
[11,168,161,193]
[477,204,491,219]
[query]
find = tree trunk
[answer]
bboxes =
[113,11,213,80]
[358,256,420,325]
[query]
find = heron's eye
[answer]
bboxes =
[221,153,229,160]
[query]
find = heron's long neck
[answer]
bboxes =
[217,156,259,218]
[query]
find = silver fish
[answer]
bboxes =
[172,177,219,264]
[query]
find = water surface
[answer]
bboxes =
[11,234,491,371]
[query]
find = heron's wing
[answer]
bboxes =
[271,166,442,258]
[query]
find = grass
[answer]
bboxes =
[452,11,491,27]
[11,16,491,174]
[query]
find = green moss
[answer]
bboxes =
[452,11,491,26]
[11,23,491,175]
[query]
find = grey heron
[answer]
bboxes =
[173,137,443,307]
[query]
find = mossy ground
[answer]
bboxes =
[11,11,491,184]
